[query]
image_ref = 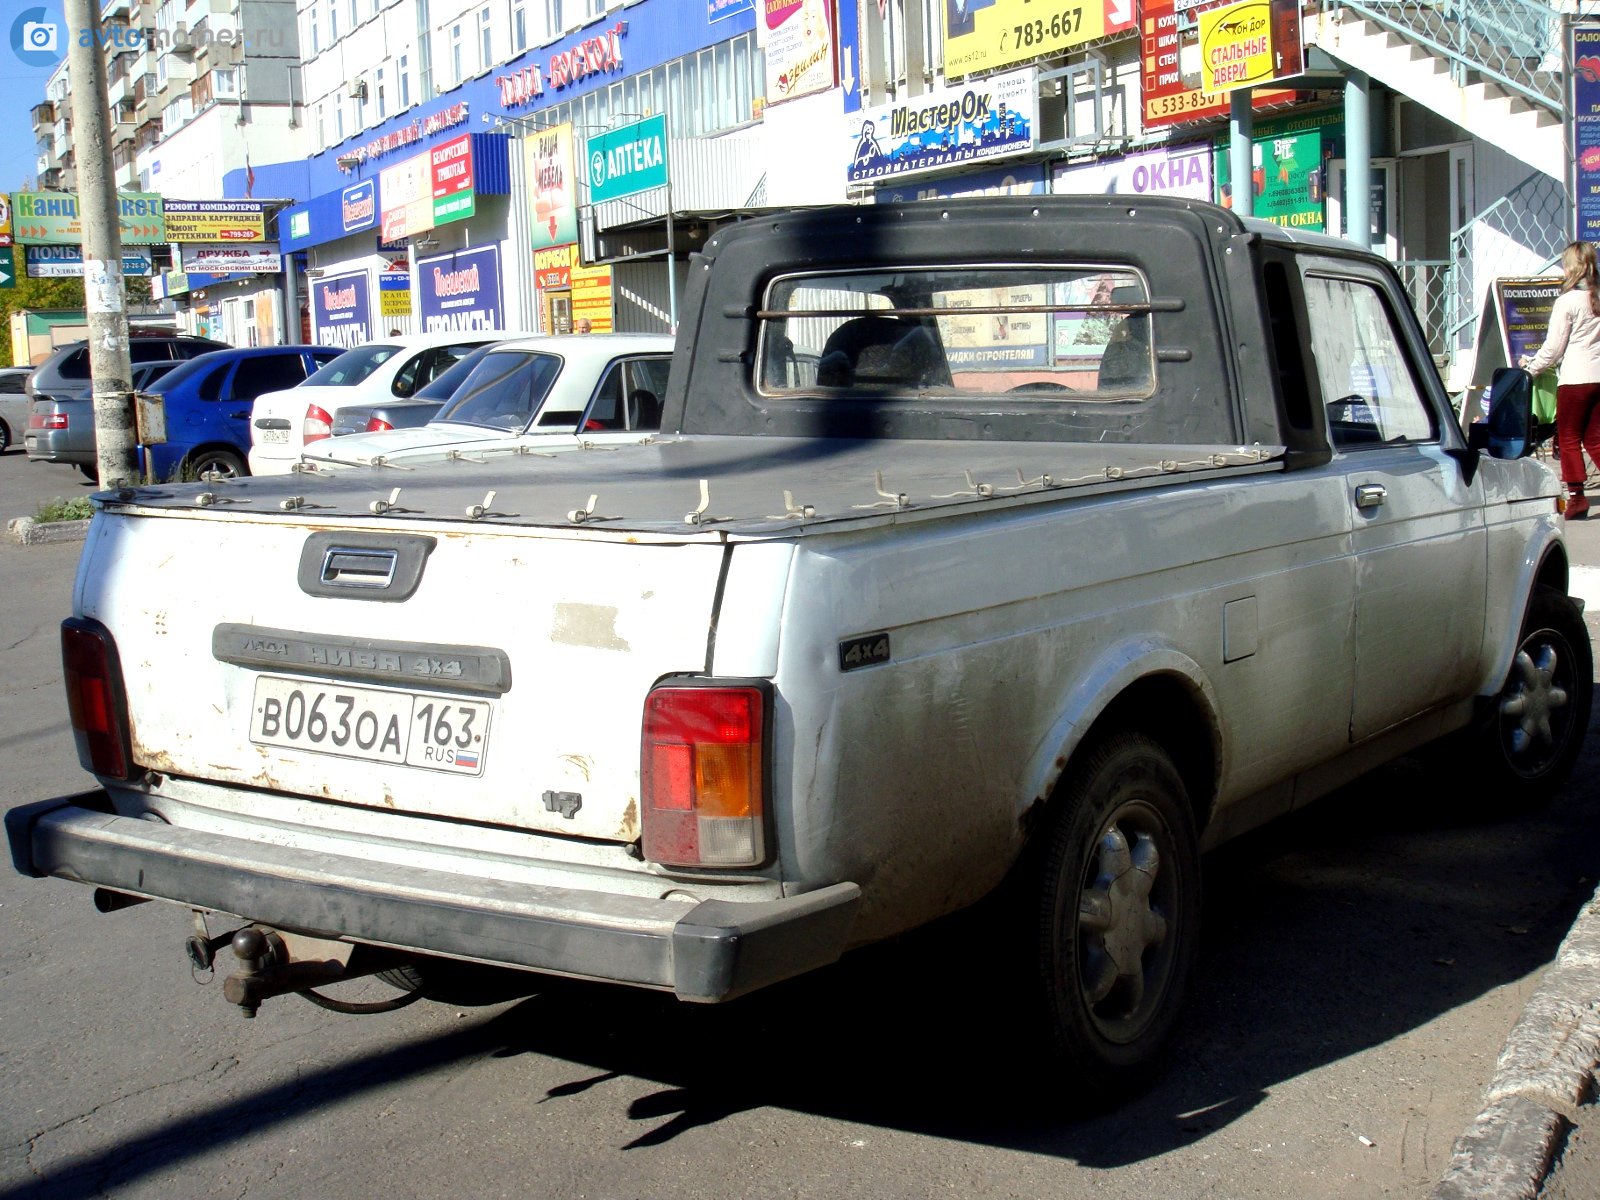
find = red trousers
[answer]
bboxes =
[1556,382,1600,485]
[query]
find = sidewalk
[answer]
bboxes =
[1434,517,1600,1200]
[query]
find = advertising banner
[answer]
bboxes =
[431,134,476,225]
[534,243,574,290]
[1494,277,1561,366]
[761,0,835,105]
[380,154,432,242]
[1052,142,1213,200]
[587,115,669,203]
[937,282,1051,370]
[12,190,165,244]
[1140,0,1299,129]
[1574,26,1600,241]
[0,248,14,289]
[523,122,579,249]
[1212,108,1338,229]
[341,181,379,234]
[26,245,153,277]
[1196,0,1275,95]
[163,200,268,243]
[847,68,1035,185]
[312,271,372,348]
[572,253,614,333]
[179,244,283,274]
[0,193,11,248]
[379,271,412,318]
[875,162,1046,204]
[942,0,1107,78]
[418,245,503,334]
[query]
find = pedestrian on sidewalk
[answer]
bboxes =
[1522,240,1600,519]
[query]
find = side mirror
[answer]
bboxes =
[1477,367,1535,459]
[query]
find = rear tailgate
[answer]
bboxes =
[78,510,726,844]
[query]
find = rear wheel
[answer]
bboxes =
[78,463,99,482]
[1465,586,1592,808]
[1034,732,1200,1099]
[0,419,11,452]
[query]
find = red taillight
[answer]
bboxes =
[365,416,394,433]
[303,403,334,444]
[29,412,68,430]
[61,618,134,779]
[641,685,766,867]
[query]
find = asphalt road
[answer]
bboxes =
[4,446,1600,1200]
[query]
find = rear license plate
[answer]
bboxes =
[249,675,490,775]
[260,428,289,444]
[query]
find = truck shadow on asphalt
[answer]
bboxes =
[6,738,1599,1200]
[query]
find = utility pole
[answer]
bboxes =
[63,0,136,487]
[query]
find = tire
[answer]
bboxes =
[1466,586,1593,808]
[0,419,11,452]
[78,463,99,482]
[184,448,247,481]
[1035,732,1201,1098]
[381,958,541,1007]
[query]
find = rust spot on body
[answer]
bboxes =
[617,798,640,841]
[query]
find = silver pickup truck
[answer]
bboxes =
[8,197,1589,1098]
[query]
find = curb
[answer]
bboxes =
[1433,886,1600,1199]
[6,516,90,546]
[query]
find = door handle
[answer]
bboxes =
[1354,483,1388,510]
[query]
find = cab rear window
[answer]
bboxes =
[758,265,1154,400]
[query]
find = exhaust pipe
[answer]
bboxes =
[93,888,151,913]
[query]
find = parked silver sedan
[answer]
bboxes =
[305,334,675,467]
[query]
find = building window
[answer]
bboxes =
[478,7,492,73]
[450,22,464,85]
[416,0,433,98]
[399,53,411,107]
[214,68,238,97]
[375,65,386,119]
[316,101,326,149]
[579,0,602,20]
[512,0,527,52]
[542,0,561,38]
[329,0,339,43]
[335,100,345,142]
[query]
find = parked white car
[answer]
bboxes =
[247,331,528,475]
[301,334,675,467]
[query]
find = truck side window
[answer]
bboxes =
[1305,275,1435,449]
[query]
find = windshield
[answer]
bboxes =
[433,351,562,431]
[304,344,401,387]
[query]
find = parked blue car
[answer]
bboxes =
[139,345,341,480]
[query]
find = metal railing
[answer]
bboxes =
[1327,0,1567,111]
[1446,171,1569,345]
[1394,259,1453,356]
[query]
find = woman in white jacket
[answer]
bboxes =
[1523,241,1600,520]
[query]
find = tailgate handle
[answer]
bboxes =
[321,547,398,588]
[255,417,291,430]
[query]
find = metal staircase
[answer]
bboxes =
[1306,0,1569,180]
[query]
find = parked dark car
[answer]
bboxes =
[25,332,228,477]
[329,342,508,436]
[137,346,342,481]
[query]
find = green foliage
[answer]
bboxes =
[0,247,87,366]
[33,495,94,523]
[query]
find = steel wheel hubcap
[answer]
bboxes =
[1500,636,1571,773]
[1077,805,1170,1038]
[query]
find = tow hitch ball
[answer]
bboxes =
[189,925,407,1018]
